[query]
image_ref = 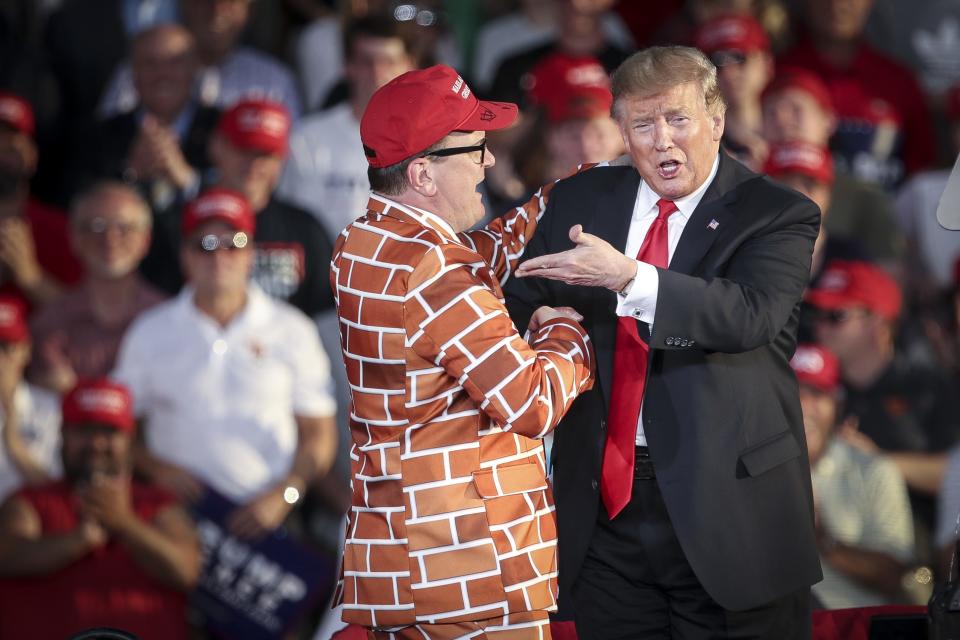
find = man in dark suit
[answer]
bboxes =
[506,46,822,639]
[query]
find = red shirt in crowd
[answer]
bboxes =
[0,197,84,309]
[0,480,189,640]
[779,38,936,190]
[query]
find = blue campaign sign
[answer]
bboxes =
[190,488,337,640]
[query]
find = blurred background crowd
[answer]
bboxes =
[0,0,959,638]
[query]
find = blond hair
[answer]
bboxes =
[611,46,726,120]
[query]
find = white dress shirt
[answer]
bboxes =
[616,155,720,446]
[113,285,335,502]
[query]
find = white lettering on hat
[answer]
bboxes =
[452,76,464,94]
[819,269,849,292]
[0,99,24,126]
[566,64,610,89]
[774,145,825,171]
[196,194,243,219]
[76,389,127,415]
[704,20,747,49]
[0,304,16,327]
[461,86,471,99]
[791,347,824,375]
[238,109,287,136]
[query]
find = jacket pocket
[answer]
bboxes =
[472,462,557,612]
[737,430,801,478]
[473,462,549,498]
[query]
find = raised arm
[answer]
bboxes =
[405,244,594,439]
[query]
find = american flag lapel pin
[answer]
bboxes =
[708,219,720,230]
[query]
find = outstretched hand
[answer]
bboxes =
[516,225,637,291]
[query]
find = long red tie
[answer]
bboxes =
[601,198,678,518]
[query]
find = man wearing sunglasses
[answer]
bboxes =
[806,259,960,560]
[113,188,338,543]
[331,64,595,637]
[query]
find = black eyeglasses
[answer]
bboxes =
[78,217,148,237]
[710,50,747,67]
[191,231,249,253]
[812,308,869,325]
[423,139,487,165]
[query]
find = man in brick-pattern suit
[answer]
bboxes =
[330,65,596,639]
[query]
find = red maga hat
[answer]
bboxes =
[762,68,834,114]
[0,295,28,343]
[805,260,902,321]
[218,99,291,155]
[181,187,255,237]
[695,14,770,55]
[62,379,135,434]
[765,141,834,184]
[790,344,840,394]
[360,64,518,168]
[0,92,35,137]
[528,54,613,123]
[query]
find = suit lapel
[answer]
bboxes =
[669,152,742,276]
[587,169,641,407]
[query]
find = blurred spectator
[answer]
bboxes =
[779,0,936,190]
[791,343,914,608]
[695,14,774,169]
[71,24,219,213]
[473,0,634,91]
[113,191,338,541]
[280,16,416,240]
[761,70,904,269]
[0,379,200,640]
[764,140,870,277]
[0,92,82,309]
[894,83,960,302]
[488,0,632,107]
[806,259,959,559]
[0,295,61,501]
[514,54,623,189]
[101,0,302,120]
[146,101,335,318]
[28,182,164,395]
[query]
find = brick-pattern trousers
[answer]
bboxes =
[370,611,552,640]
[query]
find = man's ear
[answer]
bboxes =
[406,157,437,197]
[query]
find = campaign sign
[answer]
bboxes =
[190,488,337,640]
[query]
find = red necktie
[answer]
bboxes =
[601,198,678,518]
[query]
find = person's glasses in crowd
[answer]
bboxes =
[710,50,747,67]
[812,308,870,325]
[192,231,249,253]
[79,217,147,237]
[424,139,486,165]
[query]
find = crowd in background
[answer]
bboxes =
[0,0,959,637]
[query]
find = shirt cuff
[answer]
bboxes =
[615,260,658,324]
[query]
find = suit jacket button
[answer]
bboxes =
[666,337,675,346]
[591,479,598,491]
[680,339,689,347]
[600,419,606,431]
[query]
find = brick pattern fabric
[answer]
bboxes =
[330,188,594,628]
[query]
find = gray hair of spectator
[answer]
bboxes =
[367,140,446,196]
[69,181,151,228]
[611,46,726,121]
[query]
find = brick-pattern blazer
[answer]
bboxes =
[330,188,595,628]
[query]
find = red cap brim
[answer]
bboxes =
[455,100,518,132]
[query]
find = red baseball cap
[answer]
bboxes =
[805,260,902,321]
[790,344,840,394]
[695,14,770,56]
[360,64,518,168]
[218,99,290,155]
[181,187,255,237]
[946,83,960,121]
[62,379,135,434]
[762,68,834,114]
[528,54,613,123]
[0,92,35,137]
[0,295,28,343]
[765,141,834,184]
